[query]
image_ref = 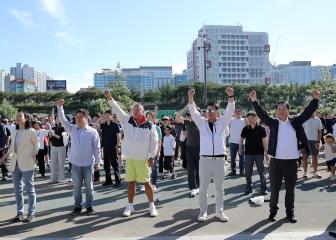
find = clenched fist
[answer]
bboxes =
[104,90,113,100]
[249,90,257,102]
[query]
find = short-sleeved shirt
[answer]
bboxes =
[241,124,266,155]
[100,122,120,148]
[184,119,200,149]
[303,117,323,141]
[155,125,162,140]
[49,126,65,147]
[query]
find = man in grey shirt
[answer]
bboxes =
[176,106,200,198]
[56,99,101,216]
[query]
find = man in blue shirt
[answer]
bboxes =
[56,99,101,216]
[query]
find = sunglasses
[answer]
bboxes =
[206,109,218,113]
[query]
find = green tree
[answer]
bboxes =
[0,99,18,119]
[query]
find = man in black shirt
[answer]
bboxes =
[94,110,121,187]
[0,119,10,181]
[239,112,268,195]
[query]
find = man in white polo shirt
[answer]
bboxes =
[228,106,246,176]
[187,87,235,222]
[302,112,323,179]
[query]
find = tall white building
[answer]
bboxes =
[187,25,271,85]
[271,61,323,85]
[0,70,5,92]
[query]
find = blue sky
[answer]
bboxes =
[1,0,336,92]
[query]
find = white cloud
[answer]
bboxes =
[53,31,79,49]
[38,0,68,26]
[10,9,34,27]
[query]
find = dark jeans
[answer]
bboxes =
[164,156,174,172]
[180,141,187,169]
[103,147,120,184]
[151,156,158,186]
[269,158,297,217]
[0,150,8,177]
[230,143,245,174]
[36,149,45,176]
[185,145,200,190]
[159,145,164,173]
[245,154,266,192]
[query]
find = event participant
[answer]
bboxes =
[187,87,235,222]
[104,90,159,217]
[0,112,39,222]
[176,107,200,198]
[302,112,323,179]
[94,110,121,187]
[49,115,67,183]
[249,89,320,223]
[56,99,101,216]
[228,106,246,176]
[239,112,268,195]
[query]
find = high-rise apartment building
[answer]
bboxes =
[187,25,271,85]
[9,63,51,92]
[0,70,5,92]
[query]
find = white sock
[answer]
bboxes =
[149,202,155,208]
[128,203,133,207]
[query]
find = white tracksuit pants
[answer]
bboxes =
[50,146,66,182]
[199,156,226,214]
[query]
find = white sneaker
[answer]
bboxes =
[195,188,199,194]
[330,175,336,180]
[197,212,207,222]
[149,204,158,217]
[139,185,145,192]
[216,211,229,222]
[190,189,197,198]
[123,205,135,217]
[313,172,322,179]
[152,185,157,192]
[303,172,308,179]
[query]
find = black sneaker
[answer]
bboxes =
[12,214,25,223]
[260,191,268,196]
[268,214,276,222]
[114,182,121,188]
[24,214,35,223]
[228,172,236,177]
[244,189,252,195]
[86,207,95,216]
[102,181,112,187]
[71,207,82,216]
[286,215,297,223]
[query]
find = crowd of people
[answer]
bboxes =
[0,87,335,225]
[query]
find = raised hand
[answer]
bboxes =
[103,90,112,100]
[249,90,257,102]
[225,87,234,96]
[313,90,320,100]
[188,89,195,97]
[55,99,65,107]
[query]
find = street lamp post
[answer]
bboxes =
[198,34,211,107]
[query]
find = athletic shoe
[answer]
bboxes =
[123,205,135,217]
[216,211,229,222]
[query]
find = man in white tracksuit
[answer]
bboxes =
[187,87,235,222]
[104,90,159,217]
